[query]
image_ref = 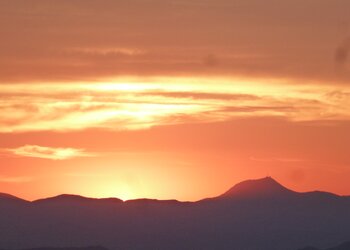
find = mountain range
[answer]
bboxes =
[1,177,350,250]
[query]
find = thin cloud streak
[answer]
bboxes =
[250,157,306,163]
[6,145,94,160]
[0,175,33,183]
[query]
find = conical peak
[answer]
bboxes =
[221,177,294,198]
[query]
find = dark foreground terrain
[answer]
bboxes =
[0,247,107,250]
[299,241,350,250]
[1,177,350,250]
[2,241,350,250]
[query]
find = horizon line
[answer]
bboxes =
[2,176,348,203]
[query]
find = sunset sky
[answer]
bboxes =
[1,0,350,201]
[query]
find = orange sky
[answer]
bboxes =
[0,0,350,201]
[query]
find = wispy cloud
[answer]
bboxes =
[250,157,306,163]
[67,47,146,56]
[1,0,349,83]
[0,78,349,133]
[0,175,33,183]
[6,145,94,160]
[335,37,350,66]
[141,91,258,101]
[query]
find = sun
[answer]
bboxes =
[82,182,137,201]
[114,189,135,201]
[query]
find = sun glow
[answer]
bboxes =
[75,180,139,201]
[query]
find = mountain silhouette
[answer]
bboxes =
[0,192,29,206]
[0,192,27,201]
[219,176,296,198]
[1,177,350,250]
[33,194,123,205]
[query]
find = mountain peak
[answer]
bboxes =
[0,192,19,199]
[220,177,295,199]
[0,192,28,204]
[34,194,89,203]
[33,194,123,204]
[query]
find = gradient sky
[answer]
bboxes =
[0,0,350,201]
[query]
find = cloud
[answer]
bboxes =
[335,38,350,66]
[67,47,146,56]
[0,78,349,133]
[250,157,305,163]
[1,0,350,83]
[0,175,33,183]
[6,145,94,160]
[141,91,258,101]
[203,54,220,67]
[220,105,297,113]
